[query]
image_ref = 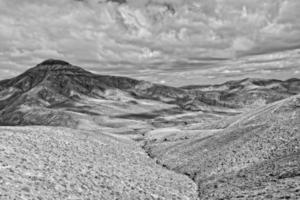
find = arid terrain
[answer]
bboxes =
[0,60,299,199]
[145,94,300,199]
[0,126,197,200]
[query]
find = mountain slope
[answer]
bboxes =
[144,94,300,199]
[0,126,198,200]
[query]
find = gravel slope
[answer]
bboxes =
[144,94,300,199]
[0,126,198,200]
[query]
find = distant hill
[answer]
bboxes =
[0,59,187,103]
[0,60,298,127]
[0,59,191,127]
[2,59,226,128]
[182,78,300,108]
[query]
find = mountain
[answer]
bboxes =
[182,78,300,108]
[6,60,299,129]
[0,59,252,128]
[0,59,187,102]
[3,59,227,129]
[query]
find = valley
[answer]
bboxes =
[0,60,299,199]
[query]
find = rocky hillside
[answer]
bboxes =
[144,94,300,199]
[0,126,198,200]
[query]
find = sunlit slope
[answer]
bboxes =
[0,126,198,200]
[145,94,300,199]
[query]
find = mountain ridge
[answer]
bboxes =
[0,59,194,127]
[182,77,300,108]
[0,59,299,127]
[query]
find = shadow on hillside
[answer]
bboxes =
[114,108,184,120]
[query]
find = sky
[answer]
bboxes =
[0,0,299,86]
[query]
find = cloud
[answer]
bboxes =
[0,0,299,84]
[232,37,255,51]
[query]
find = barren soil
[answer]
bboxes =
[0,126,198,200]
[144,94,300,199]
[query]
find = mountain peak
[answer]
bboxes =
[38,59,71,66]
[30,59,86,73]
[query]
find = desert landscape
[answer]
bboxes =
[1,0,300,199]
[0,60,299,199]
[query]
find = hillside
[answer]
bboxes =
[144,94,300,199]
[0,126,198,199]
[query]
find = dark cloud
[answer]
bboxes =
[106,0,127,4]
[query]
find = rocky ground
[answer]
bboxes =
[0,126,198,200]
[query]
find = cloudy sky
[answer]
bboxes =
[0,0,299,86]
